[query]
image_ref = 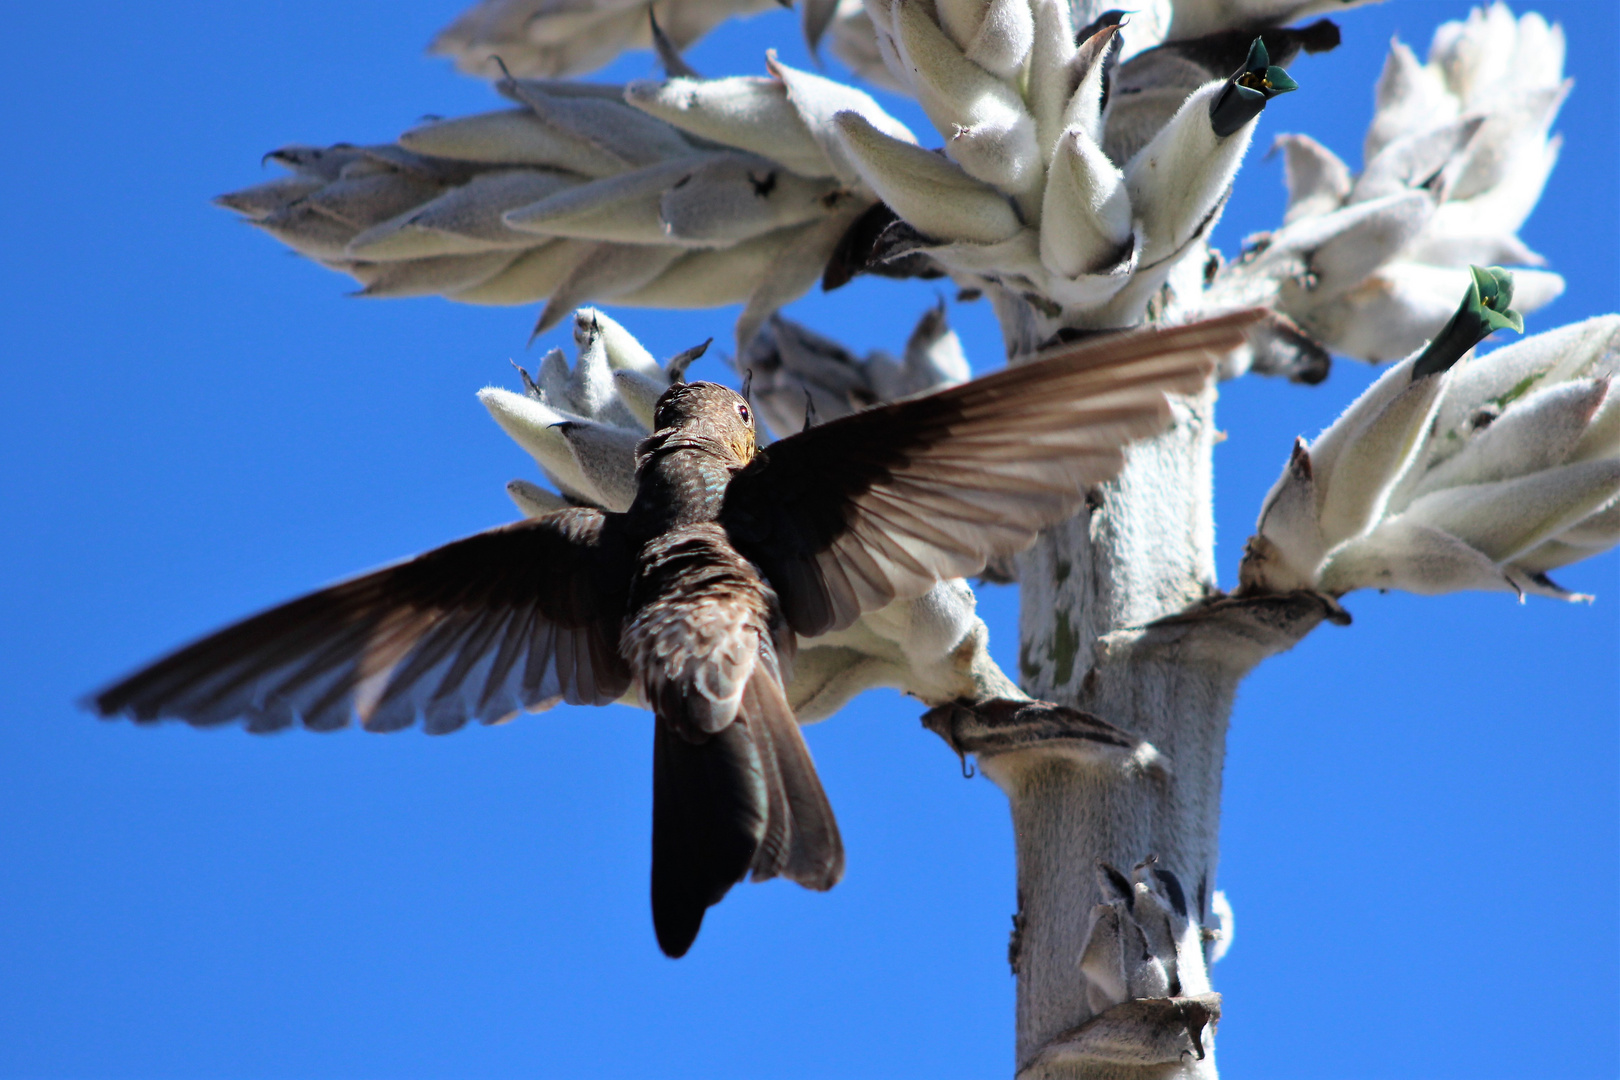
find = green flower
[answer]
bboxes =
[1209,38,1298,138]
[1413,266,1525,378]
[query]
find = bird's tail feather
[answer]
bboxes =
[744,666,843,891]
[649,664,843,958]
[650,719,765,958]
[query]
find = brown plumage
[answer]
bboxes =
[87,311,1260,955]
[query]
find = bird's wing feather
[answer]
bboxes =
[88,509,634,733]
[721,312,1261,636]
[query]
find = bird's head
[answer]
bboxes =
[652,381,758,465]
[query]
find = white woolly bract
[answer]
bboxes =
[1205,4,1569,365]
[1248,317,1620,601]
[430,0,780,80]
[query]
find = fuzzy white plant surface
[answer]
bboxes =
[1243,276,1620,600]
[430,0,783,78]
[424,0,1369,80]
[843,3,1326,352]
[1205,4,1567,367]
[217,64,921,349]
[223,0,1570,381]
[218,5,1355,358]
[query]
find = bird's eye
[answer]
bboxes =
[737,403,751,423]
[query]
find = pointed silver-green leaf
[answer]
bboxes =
[1317,518,1512,596]
[1293,191,1436,304]
[502,80,702,169]
[556,418,641,511]
[214,175,324,221]
[533,243,685,335]
[254,204,360,261]
[506,478,570,518]
[891,0,1039,192]
[1255,438,1326,588]
[1274,133,1351,224]
[1350,115,1483,204]
[934,0,1034,78]
[1059,23,1121,151]
[352,170,582,260]
[768,52,917,186]
[624,76,835,178]
[1402,457,1620,563]
[450,239,591,305]
[1040,127,1131,278]
[504,155,724,245]
[1316,372,1446,547]
[617,225,814,312]
[351,251,518,297]
[1551,497,1620,551]
[400,110,629,178]
[834,110,1021,245]
[612,368,670,429]
[659,156,842,244]
[1126,79,1255,264]
[478,387,596,501]
[1412,379,1608,500]
[1570,384,1620,464]
[303,171,446,231]
[1027,0,1079,164]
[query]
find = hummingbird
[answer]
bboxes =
[87,312,1257,956]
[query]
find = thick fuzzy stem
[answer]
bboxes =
[993,387,1330,1078]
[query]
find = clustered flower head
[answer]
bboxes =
[1028,855,1227,1067]
[478,306,1010,720]
[217,63,916,348]
[218,0,1368,358]
[1242,268,1620,601]
[1079,857,1212,1013]
[424,0,1363,82]
[841,4,1316,350]
[221,0,1580,385]
[735,301,969,438]
[1206,3,1567,367]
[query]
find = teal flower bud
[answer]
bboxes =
[1209,38,1298,138]
[1412,266,1524,378]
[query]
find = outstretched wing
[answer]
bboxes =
[88,509,634,734]
[721,312,1260,636]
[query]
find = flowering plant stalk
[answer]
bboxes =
[209,1,1615,1075]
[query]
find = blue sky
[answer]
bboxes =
[1,1,1614,1077]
